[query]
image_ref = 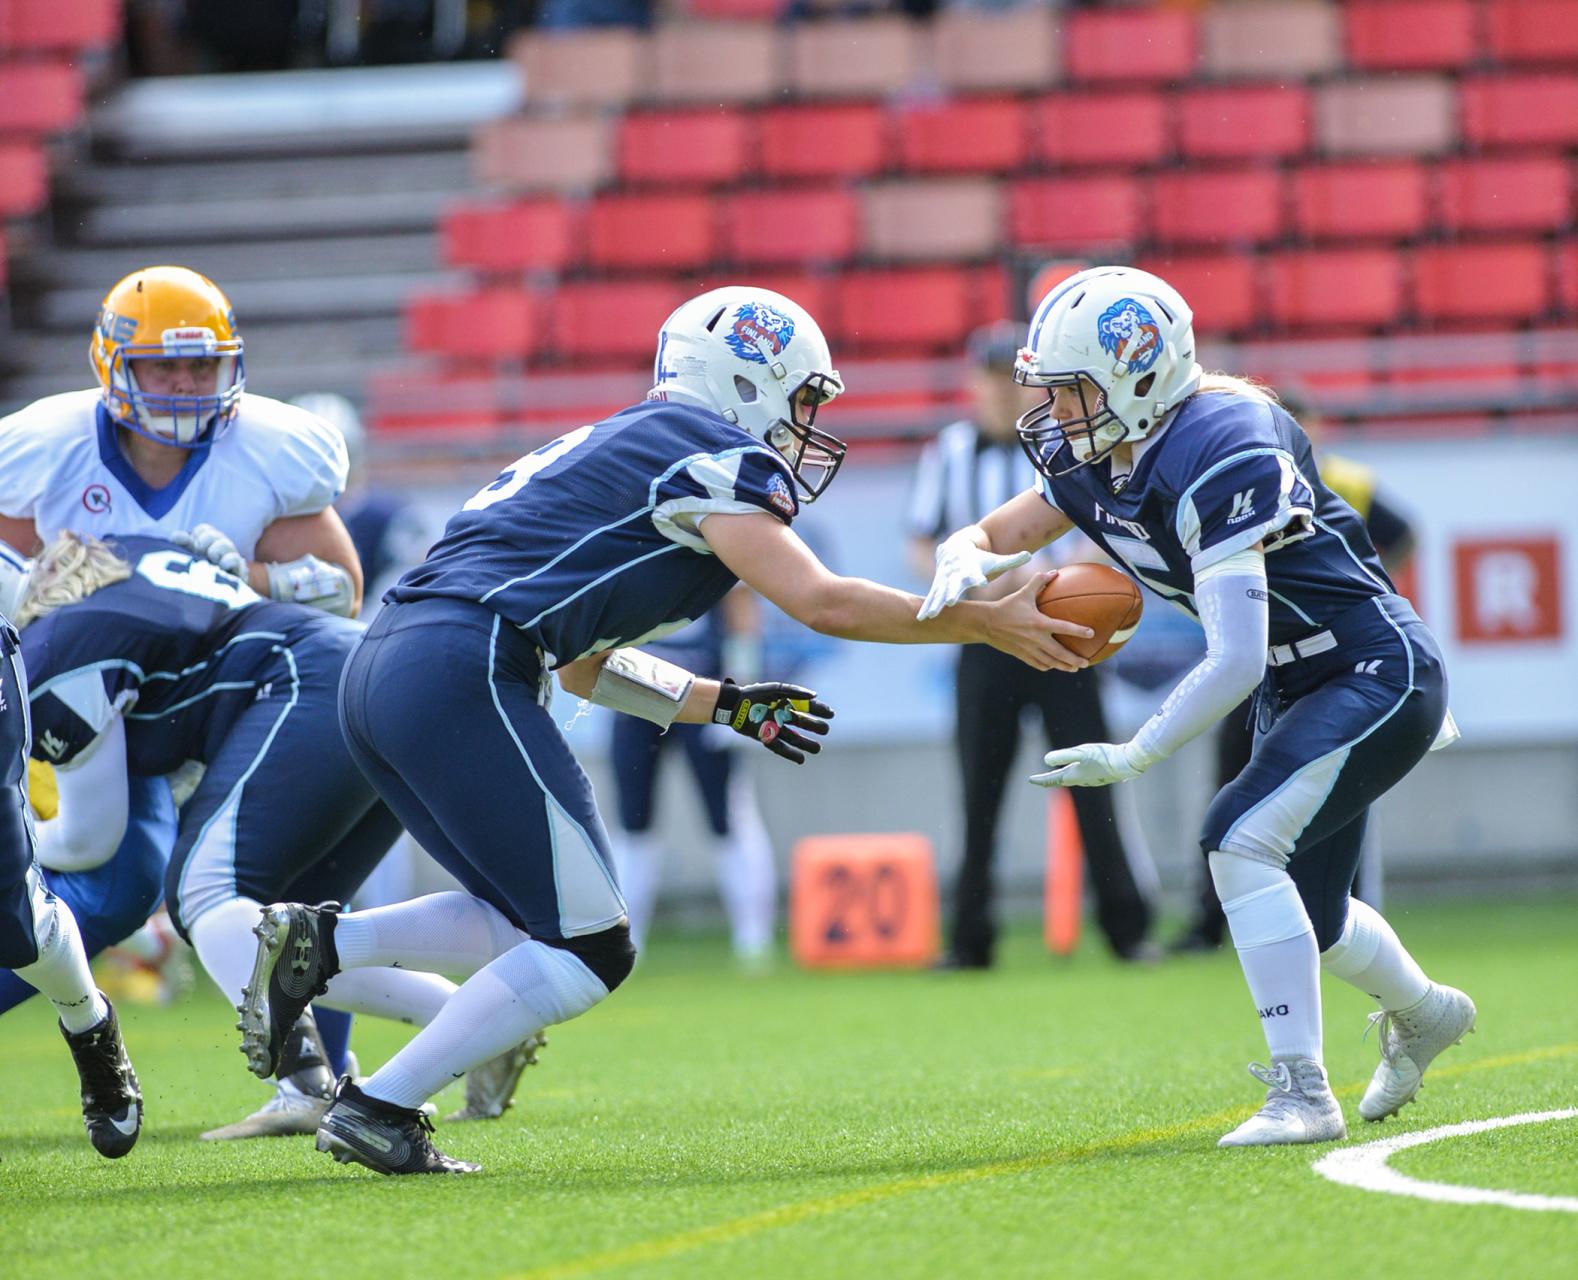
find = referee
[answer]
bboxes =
[908,323,1160,968]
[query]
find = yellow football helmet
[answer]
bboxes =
[90,265,245,447]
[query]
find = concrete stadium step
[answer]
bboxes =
[76,188,456,246]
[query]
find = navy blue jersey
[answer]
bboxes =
[23,536,353,776]
[390,401,798,665]
[1037,392,1392,644]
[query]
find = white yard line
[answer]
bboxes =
[1313,1109,1578,1213]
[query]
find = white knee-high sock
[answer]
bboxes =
[319,967,457,1027]
[1320,897,1431,1011]
[610,831,661,950]
[1210,851,1323,1064]
[714,784,775,957]
[332,891,526,978]
[188,896,266,1009]
[361,939,608,1109]
[15,872,106,1033]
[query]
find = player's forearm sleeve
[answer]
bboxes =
[1130,548,1270,766]
[33,717,131,873]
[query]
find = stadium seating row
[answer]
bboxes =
[407,242,1578,364]
[511,2,1578,108]
[476,75,1578,194]
[0,60,85,136]
[0,0,118,54]
[443,158,1574,277]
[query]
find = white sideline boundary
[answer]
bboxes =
[1313,1109,1578,1213]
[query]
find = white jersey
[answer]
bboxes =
[0,389,347,557]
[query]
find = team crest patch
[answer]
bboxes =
[1096,298,1162,375]
[725,302,795,365]
[766,471,795,516]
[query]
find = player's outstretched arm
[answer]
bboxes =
[700,510,1091,673]
[918,490,1074,620]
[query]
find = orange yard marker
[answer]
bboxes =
[790,834,939,969]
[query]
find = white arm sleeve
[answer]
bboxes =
[1129,547,1270,766]
[33,717,131,873]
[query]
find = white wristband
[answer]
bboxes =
[265,555,355,616]
[590,648,696,728]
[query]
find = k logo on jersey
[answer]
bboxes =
[1096,298,1162,375]
[725,302,795,366]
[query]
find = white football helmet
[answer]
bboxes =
[650,286,847,500]
[1015,265,1202,477]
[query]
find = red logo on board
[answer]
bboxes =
[1453,537,1562,642]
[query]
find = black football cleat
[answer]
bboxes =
[237,902,340,1079]
[316,1079,481,1175]
[60,997,143,1158]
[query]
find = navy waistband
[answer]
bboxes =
[371,598,545,679]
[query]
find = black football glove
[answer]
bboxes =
[712,679,834,764]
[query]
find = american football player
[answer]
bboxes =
[0,266,365,1132]
[0,533,474,1135]
[238,284,1092,1174]
[0,545,142,1158]
[920,266,1473,1147]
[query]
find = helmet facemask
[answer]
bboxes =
[1015,368,1152,479]
[102,333,244,449]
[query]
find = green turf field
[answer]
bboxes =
[4,897,1575,1280]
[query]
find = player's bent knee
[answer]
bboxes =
[543,923,636,994]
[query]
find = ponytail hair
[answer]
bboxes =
[15,532,132,627]
[1193,372,1281,405]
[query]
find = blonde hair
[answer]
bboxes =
[16,532,133,627]
[1193,372,1281,404]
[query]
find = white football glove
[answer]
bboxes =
[1030,741,1152,789]
[170,523,246,578]
[917,531,1032,621]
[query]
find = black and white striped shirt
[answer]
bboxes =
[907,419,1043,541]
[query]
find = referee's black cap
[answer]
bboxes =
[966,321,1025,371]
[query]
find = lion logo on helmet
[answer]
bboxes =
[725,302,796,366]
[1096,298,1162,375]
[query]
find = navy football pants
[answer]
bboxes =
[340,598,626,941]
[1201,595,1446,950]
[610,716,732,837]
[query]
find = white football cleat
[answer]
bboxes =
[445,1031,547,1122]
[1218,1058,1347,1148]
[201,1075,331,1141]
[1359,983,1476,1122]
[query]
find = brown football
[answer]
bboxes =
[1036,563,1144,665]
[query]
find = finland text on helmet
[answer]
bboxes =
[90,266,246,449]
[1015,266,1202,478]
[649,286,848,501]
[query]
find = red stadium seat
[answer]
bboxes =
[1033,91,1170,168]
[509,28,647,108]
[1063,10,1198,84]
[1486,0,1578,64]
[863,178,1002,261]
[1345,0,1476,70]
[405,289,541,360]
[1135,255,1258,334]
[758,104,888,181]
[733,273,837,335]
[441,200,577,274]
[786,16,923,99]
[1460,75,1578,147]
[1265,249,1404,330]
[1009,176,1144,253]
[1152,169,1284,246]
[0,141,46,215]
[1177,85,1310,161]
[837,268,977,351]
[684,0,786,17]
[721,187,860,267]
[1437,156,1572,233]
[473,116,612,193]
[651,22,781,105]
[1412,242,1551,322]
[0,0,119,51]
[1557,242,1578,312]
[892,98,1026,174]
[585,193,714,271]
[617,110,750,186]
[0,61,82,135]
[1315,76,1456,155]
[930,7,1061,94]
[552,281,692,362]
[1200,1,1341,78]
[1291,162,1429,241]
